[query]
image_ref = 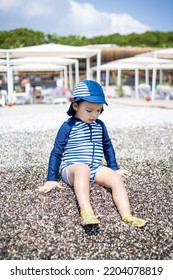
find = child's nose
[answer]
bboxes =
[91,112,97,118]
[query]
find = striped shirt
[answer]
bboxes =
[61,119,103,170]
[47,117,119,181]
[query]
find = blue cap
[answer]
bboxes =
[67,80,108,116]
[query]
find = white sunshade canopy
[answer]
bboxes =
[11,63,66,71]
[0,65,7,71]
[7,43,99,59]
[10,56,79,90]
[0,58,6,65]
[157,63,173,69]
[8,43,101,82]
[138,48,173,59]
[10,56,78,66]
[91,53,173,100]
[116,56,173,66]
[91,61,138,71]
[137,48,173,99]
[1,44,101,100]
[91,56,173,71]
[153,48,173,59]
[12,63,69,88]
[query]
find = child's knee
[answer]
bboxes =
[107,171,123,187]
[114,172,124,183]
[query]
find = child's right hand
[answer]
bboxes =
[37,181,63,193]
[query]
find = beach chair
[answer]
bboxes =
[13,92,26,105]
[104,86,117,98]
[138,84,151,98]
[32,86,44,104]
[122,85,133,98]
[0,90,7,106]
[156,85,172,100]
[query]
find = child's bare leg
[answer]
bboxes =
[67,163,99,225]
[68,163,92,211]
[95,166,146,227]
[95,166,131,217]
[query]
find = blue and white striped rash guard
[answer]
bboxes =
[47,117,119,182]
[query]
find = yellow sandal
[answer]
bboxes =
[122,215,146,228]
[80,210,100,226]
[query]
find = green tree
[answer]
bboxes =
[0,28,173,49]
[0,28,45,49]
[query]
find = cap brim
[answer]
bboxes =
[67,96,108,116]
[74,96,108,105]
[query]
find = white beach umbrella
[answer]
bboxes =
[0,65,7,72]
[10,57,79,90]
[11,63,66,71]
[137,49,173,100]
[0,59,6,65]
[2,44,101,100]
[12,63,68,88]
[138,48,173,59]
[91,55,173,99]
[9,43,101,82]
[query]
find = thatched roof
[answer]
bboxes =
[87,45,159,63]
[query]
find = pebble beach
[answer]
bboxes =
[0,101,173,260]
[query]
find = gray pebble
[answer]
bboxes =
[0,103,173,260]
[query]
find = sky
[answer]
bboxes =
[0,0,173,37]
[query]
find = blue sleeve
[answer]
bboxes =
[47,121,71,181]
[97,119,119,170]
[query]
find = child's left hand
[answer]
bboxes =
[116,169,129,178]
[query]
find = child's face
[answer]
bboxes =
[73,101,103,123]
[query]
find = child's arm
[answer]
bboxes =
[37,181,63,193]
[47,121,72,181]
[38,121,73,193]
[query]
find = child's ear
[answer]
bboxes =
[72,103,78,111]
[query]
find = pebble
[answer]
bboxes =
[0,103,173,260]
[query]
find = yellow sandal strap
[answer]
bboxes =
[122,215,146,227]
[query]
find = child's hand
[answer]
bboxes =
[37,181,63,193]
[116,169,129,178]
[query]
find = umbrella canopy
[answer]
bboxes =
[0,58,6,65]
[8,43,101,81]
[91,61,138,71]
[116,56,173,65]
[11,63,66,71]
[91,56,173,71]
[0,65,7,72]
[137,49,173,99]
[10,56,78,66]
[10,56,79,90]
[8,43,99,59]
[12,63,68,88]
[91,54,173,100]
[138,48,173,59]
[154,48,173,59]
[1,44,101,100]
